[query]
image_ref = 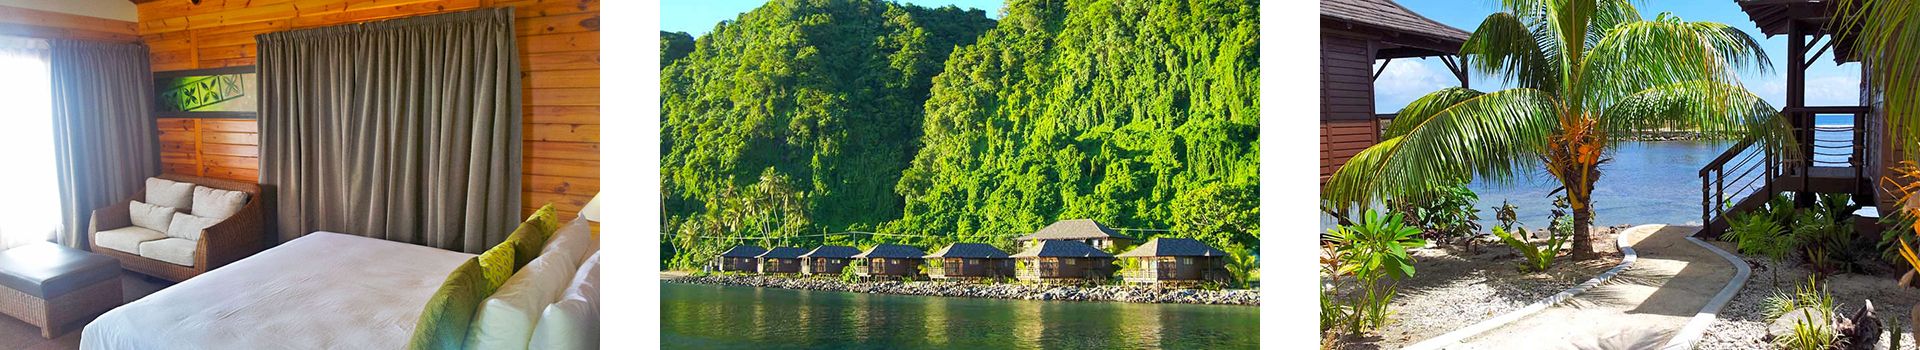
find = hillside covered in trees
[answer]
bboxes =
[660,0,1259,269]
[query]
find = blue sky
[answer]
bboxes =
[660,0,1006,36]
[1379,0,1862,114]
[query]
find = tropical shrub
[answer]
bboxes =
[1727,210,1797,284]
[1876,209,1917,269]
[1492,226,1565,272]
[1324,210,1427,334]
[1494,200,1519,232]
[1794,193,1861,276]
[1398,184,1483,245]
[1223,244,1258,288]
[1324,1,1786,262]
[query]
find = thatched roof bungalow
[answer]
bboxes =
[1013,219,1134,250]
[852,244,927,278]
[756,247,808,274]
[1116,238,1230,284]
[798,245,861,275]
[923,243,1013,280]
[715,245,767,272]
[1010,240,1116,282]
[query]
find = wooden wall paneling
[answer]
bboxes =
[0,5,139,42]
[138,0,602,220]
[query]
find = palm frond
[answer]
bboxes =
[1464,12,1560,90]
[1600,80,1794,149]
[1577,14,1771,110]
[1385,87,1485,139]
[1325,89,1561,205]
[1833,0,1920,150]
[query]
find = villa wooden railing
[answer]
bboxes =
[1699,107,1871,237]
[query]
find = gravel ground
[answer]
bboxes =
[1698,240,1920,350]
[1334,226,1627,349]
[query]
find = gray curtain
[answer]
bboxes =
[257,8,522,253]
[50,40,159,249]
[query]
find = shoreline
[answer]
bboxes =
[663,274,1260,306]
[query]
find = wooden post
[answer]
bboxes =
[1789,21,1811,207]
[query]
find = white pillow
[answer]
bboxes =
[191,186,248,220]
[165,213,221,241]
[466,238,584,349]
[145,178,194,211]
[530,254,598,350]
[543,218,593,267]
[128,200,176,233]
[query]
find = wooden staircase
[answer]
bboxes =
[1698,107,1872,237]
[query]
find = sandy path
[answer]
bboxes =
[1450,225,1734,349]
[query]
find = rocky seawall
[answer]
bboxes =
[667,275,1260,306]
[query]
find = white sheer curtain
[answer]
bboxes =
[0,37,58,249]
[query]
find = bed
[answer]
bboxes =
[80,232,473,349]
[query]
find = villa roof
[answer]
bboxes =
[798,245,861,259]
[852,244,927,259]
[757,247,808,259]
[1010,240,1113,259]
[1116,238,1229,258]
[1322,0,1469,58]
[1013,219,1132,241]
[924,243,1011,259]
[719,245,767,258]
[1736,0,1858,63]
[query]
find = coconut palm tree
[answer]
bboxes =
[1325,0,1789,259]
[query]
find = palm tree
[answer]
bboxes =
[1325,0,1789,259]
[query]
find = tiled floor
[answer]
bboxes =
[0,272,172,350]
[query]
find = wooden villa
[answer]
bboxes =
[1010,240,1117,282]
[923,243,1014,280]
[1013,219,1134,251]
[1698,0,1891,237]
[1319,0,1469,183]
[852,244,928,278]
[715,245,767,272]
[756,247,807,274]
[799,245,861,275]
[1116,238,1231,284]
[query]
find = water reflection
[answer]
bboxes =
[660,282,1258,349]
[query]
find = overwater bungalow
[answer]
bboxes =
[1013,219,1134,251]
[1011,240,1116,282]
[923,243,1014,280]
[715,245,768,272]
[757,247,808,274]
[1116,238,1231,284]
[852,244,927,278]
[799,245,861,275]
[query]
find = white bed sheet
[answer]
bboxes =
[81,232,475,350]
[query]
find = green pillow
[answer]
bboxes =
[502,204,560,268]
[476,244,516,296]
[408,258,486,350]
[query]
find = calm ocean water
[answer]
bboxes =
[1323,115,1854,231]
[660,282,1260,349]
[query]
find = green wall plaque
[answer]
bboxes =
[155,66,257,119]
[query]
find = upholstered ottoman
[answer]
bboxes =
[0,242,122,338]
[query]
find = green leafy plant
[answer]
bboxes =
[1763,278,1840,350]
[1398,184,1483,248]
[1494,200,1519,232]
[1224,244,1258,288]
[1325,209,1427,334]
[1878,209,1918,269]
[1726,210,1797,285]
[1794,193,1860,277]
[839,265,859,284]
[1492,225,1566,272]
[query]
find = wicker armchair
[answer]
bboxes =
[88,174,269,282]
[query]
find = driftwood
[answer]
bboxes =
[1836,300,1879,350]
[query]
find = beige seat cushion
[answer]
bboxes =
[138,238,197,267]
[191,186,248,220]
[96,226,167,254]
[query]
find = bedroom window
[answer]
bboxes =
[0,37,55,249]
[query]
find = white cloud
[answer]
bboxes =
[1805,73,1861,106]
[1373,59,1457,114]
